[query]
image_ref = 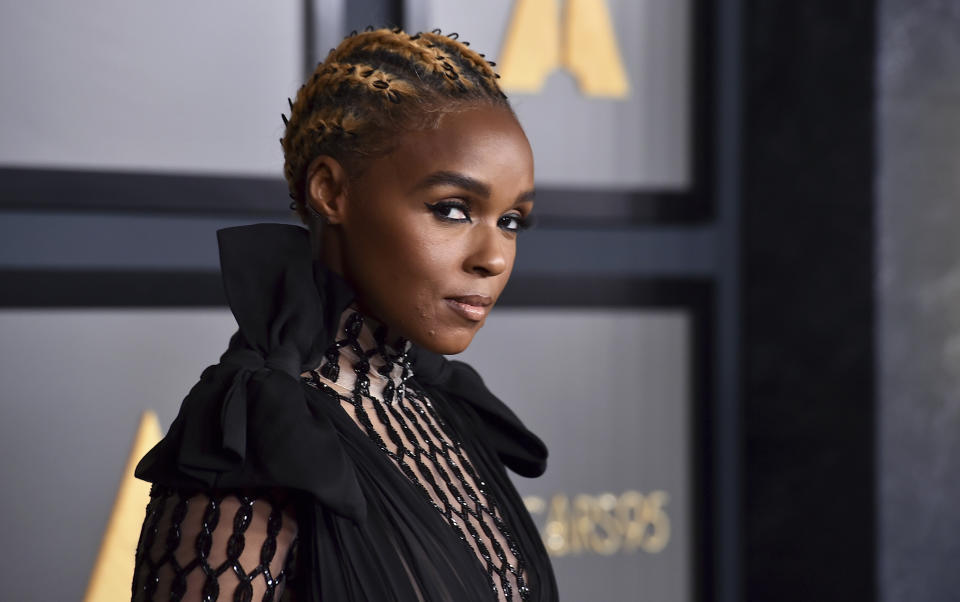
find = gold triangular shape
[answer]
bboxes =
[498,0,630,98]
[563,0,631,98]
[498,0,562,93]
[84,411,162,602]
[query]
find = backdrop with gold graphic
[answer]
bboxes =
[406,0,693,190]
[0,301,698,602]
[0,1,704,600]
[459,308,696,601]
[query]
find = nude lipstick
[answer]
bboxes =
[444,295,491,322]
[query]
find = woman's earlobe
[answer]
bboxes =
[306,201,333,224]
[306,155,348,225]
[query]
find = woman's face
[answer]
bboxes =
[322,105,535,355]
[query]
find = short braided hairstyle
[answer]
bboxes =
[281,26,512,223]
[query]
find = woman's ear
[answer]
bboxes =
[305,155,349,224]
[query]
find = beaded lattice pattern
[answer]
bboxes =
[132,486,297,602]
[303,306,530,601]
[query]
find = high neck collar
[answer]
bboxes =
[313,303,414,403]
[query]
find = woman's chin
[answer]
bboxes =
[412,328,477,356]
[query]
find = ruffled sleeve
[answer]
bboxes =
[409,346,549,478]
[134,224,367,523]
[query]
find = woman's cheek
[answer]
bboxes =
[414,290,434,328]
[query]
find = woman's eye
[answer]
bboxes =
[441,205,468,220]
[426,201,470,222]
[499,213,533,233]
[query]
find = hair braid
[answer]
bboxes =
[330,30,456,86]
[412,31,502,93]
[280,26,511,223]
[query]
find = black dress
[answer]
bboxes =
[131,223,558,601]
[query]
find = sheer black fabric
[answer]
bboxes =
[132,224,558,601]
[303,305,530,601]
[131,486,299,602]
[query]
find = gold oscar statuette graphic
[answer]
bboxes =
[84,411,162,602]
[498,0,630,98]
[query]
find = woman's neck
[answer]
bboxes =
[309,302,413,403]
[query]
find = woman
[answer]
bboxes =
[131,26,556,601]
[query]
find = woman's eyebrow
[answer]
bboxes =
[412,170,490,198]
[412,170,536,205]
[516,189,536,204]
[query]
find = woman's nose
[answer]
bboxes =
[464,223,508,277]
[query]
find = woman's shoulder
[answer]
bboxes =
[134,348,369,523]
[410,346,548,478]
[135,224,372,523]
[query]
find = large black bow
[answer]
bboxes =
[136,224,367,521]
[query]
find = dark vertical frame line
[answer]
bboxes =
[741,1,877,599]
[303,0,317,77]
[714,1,743,602]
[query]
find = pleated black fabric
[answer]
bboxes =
[134,223,558,601]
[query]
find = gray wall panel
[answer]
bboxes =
[0,309,239,601]
[0,1,302,176]
[877,0,960,599]
[459,309,694,602]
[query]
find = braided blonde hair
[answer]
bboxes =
[281,26,510,223]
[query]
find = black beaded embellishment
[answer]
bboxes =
[132,486,295,602]
[302,308,530,601]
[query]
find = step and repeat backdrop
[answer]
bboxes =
[405,0,693,191]
[0,293,705,601]
[458,301,702,601]
[0,1,709,600]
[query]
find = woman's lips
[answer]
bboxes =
[444,295,491,322]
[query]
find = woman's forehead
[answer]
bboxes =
[386,107,534,193]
